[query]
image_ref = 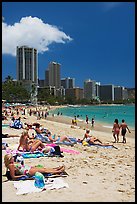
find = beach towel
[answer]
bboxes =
[13,178,69,195]
[22,151,45,158]
[46,144,80,154]
[5,168,68,181]
[6,148,64,158]
[35,134,50,143]
[89,144,118,149]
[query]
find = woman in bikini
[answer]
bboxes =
[4,154,65,180]
[82,129,114,147]
[82,129,102,145]
[17,130,45,152]
[112,119,120,143]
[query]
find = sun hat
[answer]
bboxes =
[34,172,45,188]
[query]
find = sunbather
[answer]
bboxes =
[4,154,65,180]
[34,123,73,144]
[82,129,114,147]
[17,130,45,152]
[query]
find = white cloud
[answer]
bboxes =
[2,16,73,56]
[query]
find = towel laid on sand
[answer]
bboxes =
[46,143,80,154]
[13,177,69,195]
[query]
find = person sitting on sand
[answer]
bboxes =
[17,130,45,152]
[81,129,114,147]
[81,129,102,144]
[4,154,65,180]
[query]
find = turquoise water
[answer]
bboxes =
[50,105,135,129]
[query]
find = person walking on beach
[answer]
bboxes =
[119,119,131,143]
[112,119,120,143]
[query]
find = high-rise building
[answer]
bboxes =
[16,46,38,83]
[61,77,75,89]
[16,46,38,104]
[45,62,61,89]
[100,84,114,101]
[45,70,49,86]
[95,82,100,98]
[65,87,84,100]
[84,79,96,99]
[114,86,128,101]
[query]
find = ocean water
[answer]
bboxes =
[50,105,135,129]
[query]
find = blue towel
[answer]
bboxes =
[22,152,45,158]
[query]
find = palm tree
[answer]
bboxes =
[5,75,13,82]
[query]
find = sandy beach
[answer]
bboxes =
[2,107,135,202]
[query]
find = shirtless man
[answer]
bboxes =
[119,119,131,143]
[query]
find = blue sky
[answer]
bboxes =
[2,2,135,88]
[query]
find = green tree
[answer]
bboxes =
[2,76,30,102]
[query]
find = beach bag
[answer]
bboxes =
[53,146,64,157]
[13,119,23,129]
[82,141,88,146]
[34,172,45,188]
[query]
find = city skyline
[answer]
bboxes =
[2,2,135,88]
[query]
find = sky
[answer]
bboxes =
[2,2,135,88]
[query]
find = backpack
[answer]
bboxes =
[53,146,64,157]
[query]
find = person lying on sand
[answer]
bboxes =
[4,154,65,180]
[2,133,20,138]
[34,123,73,144]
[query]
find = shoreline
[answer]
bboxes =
[48,105,135,131]
[46,106,135,138]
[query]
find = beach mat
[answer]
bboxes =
[13,178,69,195]
[89,144,118,149]
[46,143,80,154]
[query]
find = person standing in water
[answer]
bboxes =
[91,118,95,127]
[86,115,89,124]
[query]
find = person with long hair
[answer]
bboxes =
[17,130,45,152]
[112,119,120,143]
[4,154,65,180]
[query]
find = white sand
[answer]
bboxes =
[2,111,135,202]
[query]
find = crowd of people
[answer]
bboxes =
[2,103,132,183]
